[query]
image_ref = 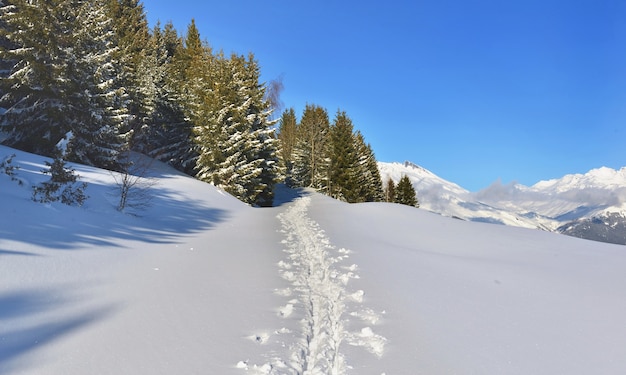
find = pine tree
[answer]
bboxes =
[328,110,359,202]
[0,0,128,170]
[65,0,129,169]
[32,156,87,206]
[291,104,330,189]
[278,107,297,182]
[106,0,151,150]
[194,53,280,206]
[353,131,384,202]
[395,175,419,207]
[143,22,195,174]
[0,0,15,110]
[237,54,281,206]
[0,0,73,154]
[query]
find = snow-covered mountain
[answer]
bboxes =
[379,161,626,245]
[2,145,626,374]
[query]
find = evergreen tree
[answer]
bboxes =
[0,0,15,110]
[168,19,212,174]
[395,175,419,207]
[0,0,74,154]
[32,156,87,206]
[238,54,281,206]
[328,110,359,202]
[143,22,195,174]
[195,53,280,206]
[106,0,151,150]
[65,0,129,169]
[291,104,330,189]
[0,0,128,170]
[278,107,297,181]
[353,131,384,202]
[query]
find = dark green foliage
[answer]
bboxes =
[0,0,129,170]
[328,110,359,202]
[106,0,151,149]
[0,6,292,206]
[353,131,384,202]
[278,107,297,181]
[287,105,383,203]
[191,48,280,206]
[1,153,21,185]
[395,175,419,207]
[142,23,196,174]
[32,157,88,206]
[291,104,330,189]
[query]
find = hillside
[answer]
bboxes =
[2,146,626,374]
[380,161,626,244]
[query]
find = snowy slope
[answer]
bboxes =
[379,161,626,243]
[476,167,626,244]
[477,166,626,220]
[378,161,545,229]
[2,146,626,374]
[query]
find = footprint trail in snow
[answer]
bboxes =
[239,197,386,374]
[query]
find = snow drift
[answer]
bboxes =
[2,146,626,374]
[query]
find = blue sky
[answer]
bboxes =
[143,0,626,191]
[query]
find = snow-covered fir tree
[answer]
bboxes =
[353,131,384,202]
[106,0,151,150]
[287,104,383,203]
[328,110,359,202]
[291,104,330,190]
[142,22,196,174]
[0,0,129,170]
[66,0,129,169]
[278,107,297,181]
[194,53,280,206]
[0,0,15,112]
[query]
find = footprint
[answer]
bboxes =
[278,303,294,317]
[248,332,270,344]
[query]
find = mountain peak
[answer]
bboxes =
[379,160,626,244]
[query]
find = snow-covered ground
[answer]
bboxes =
[379,161,626,236]
[2,145,626,374]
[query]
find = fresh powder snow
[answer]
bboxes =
[2,145,626,374]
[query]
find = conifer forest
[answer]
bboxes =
[0,0,415,206]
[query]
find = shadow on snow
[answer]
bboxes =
[0,182,230,251]
[0,287,118,373]
[272,184,310,207]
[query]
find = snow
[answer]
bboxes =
[55,131,73,155]
[2,145,626,374]
[378,161,543,229]
[380,161,626,232]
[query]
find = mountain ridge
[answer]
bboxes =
[379,161,626,245]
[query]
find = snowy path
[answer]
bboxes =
[240,197,386,374]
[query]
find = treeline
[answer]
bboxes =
[0,0,412,207]
[278,105,383,203]
[0,0,280,205]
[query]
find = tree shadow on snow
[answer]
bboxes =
[0,287,118,373]
[272,184,310,207]
[0,182,230,251]
[0,249,41,257]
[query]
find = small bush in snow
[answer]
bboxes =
[1,154,22,185]
[112,152,157,213]
[32,157,88,206]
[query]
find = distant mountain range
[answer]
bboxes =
[378,161,626,245]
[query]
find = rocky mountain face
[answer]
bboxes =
[379,162,626,245]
